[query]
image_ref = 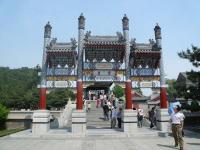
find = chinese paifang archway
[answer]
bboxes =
[39,14,167,110]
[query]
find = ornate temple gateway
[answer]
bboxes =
[39,14,167,110]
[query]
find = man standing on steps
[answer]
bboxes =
[100,93,104,107]
[137,107,144,128]
[103,102,109,121]
[117,107,122,128]
[111,106,117,128]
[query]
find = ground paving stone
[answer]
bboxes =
[0,129,200,150]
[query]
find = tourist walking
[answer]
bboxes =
[96,99,100,108]
[117,107,122,128]
[100,93,104,107]
[103,102,109,121]
[149,107,156,128]
[112,95,116,107]
[170,105,185,150]
[86,101,91,112]
[137,107,144,128]
[111,106,117,128]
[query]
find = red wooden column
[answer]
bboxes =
[125,80,132,109]
[76,80,83,110]
[160,87,167,108]
[39,87,46,109]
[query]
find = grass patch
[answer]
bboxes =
[0,128,25,137]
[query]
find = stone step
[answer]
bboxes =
[87,122,111,126]
[85,106,112,128]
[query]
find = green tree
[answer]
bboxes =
[178,45,200,102]
[166,79,177,100]
[190,100,200,112]
[113,85,124,98]
[0,104,9,129]
[47,88,75,110]
[0,67,40,110]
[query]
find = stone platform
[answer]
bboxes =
[0,129,200,150]
[7,127,159,139]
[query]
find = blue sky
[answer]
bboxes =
[0,0,199,79]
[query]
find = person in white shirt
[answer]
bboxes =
[100,94,104,107]
[170,105,185,150]
[111,106,117,128]
[137,107,144,128]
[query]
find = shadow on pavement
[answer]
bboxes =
[184,130,200,139]
[157,144,177,149]
[187,143,200,145]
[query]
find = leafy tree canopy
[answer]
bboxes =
[178,45,200,102]
[166,79,177,100]
[113,85,124,98]
[0,67,75,110]
[47,88,75,110]
[178,45,200,67]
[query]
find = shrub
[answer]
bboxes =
[190,100,200,112]
[113,85,124,98]
[0,103,9,129]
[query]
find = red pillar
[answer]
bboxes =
[125,81,132,109]
[39,88,46,109]
[76,80,83,110]
[160,87,168,108]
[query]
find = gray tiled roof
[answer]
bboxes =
[47,38,77,52]
[86,36,124,45]
[48,42,73,51]
[134,43,152,51]
[85,31,124,45]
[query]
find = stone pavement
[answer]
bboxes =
[0,129,200,150]
[86,101,110,129]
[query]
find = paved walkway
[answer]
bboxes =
[86,101,110,129]
[0,129,199,150]
[1,105,199,150]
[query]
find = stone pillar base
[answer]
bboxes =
[32,110,50,135]
[122,109,137,133]
[72,110,86,137]
[156,108,170,136]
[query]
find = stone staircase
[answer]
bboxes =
[86,101,111,129]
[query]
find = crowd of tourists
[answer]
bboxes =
[146,103,185,150]
[100,94,123,129]
[84,93,185,150]
[84,93,123,129]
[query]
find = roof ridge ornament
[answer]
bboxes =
[116,32,124,42]
[49,38,57,48]
[130,38,136,45]
[85,31,91,41]
[149,39,155,45]
[70,38,77,50]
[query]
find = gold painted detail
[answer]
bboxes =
[47,76,77,81]
[131,76,160,81]
[116,70,124,75]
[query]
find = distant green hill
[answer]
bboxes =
[0,67,74,110]
[0,67,39,110]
